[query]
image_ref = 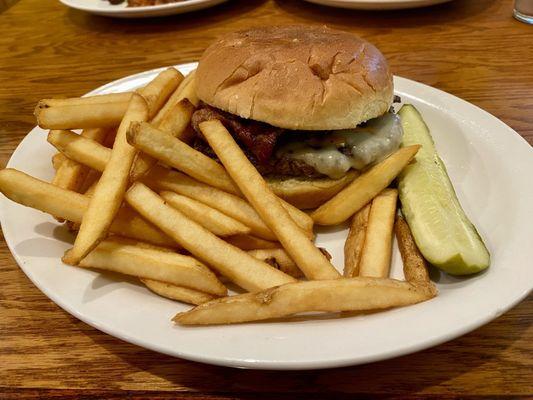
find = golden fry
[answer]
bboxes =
[151,70,197,125]
[395,214,433,285]
[145,168,277,241]
[358,189,398,278]
[47,129,109,172]
[174,277,437,325]
[200,120,338,280]
[65,94,149,264]
[247,248,303,279]
[69,238,226,295]
[0,169,175,247]
[48,135,314,238]
[344,203,371,278]
[130,99,196,181]
[142,279,216,305]
[157,98,195,141]
[138,67,183,119]
[311,146,420,225]
[224,235,279,250]
[52,153,67,170]
[35,102,127,129]
[127,122,240,195]
[50,128,110,194]
[160,191,251,237]
[40,92,133,107]
[125,183,296,292]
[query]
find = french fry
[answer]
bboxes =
[344,203,371,278]
[247,248,303,279]
[157,98,195,140]
[177,72,199,106]
[67,238,226,296]
[67,171,100,231]
[224,235,279,250]
[145,168,277,241]
[160,191,251,237]
[50,128,111,202]
[52,153,66,170]
[174,277,437,325]
[145,167,314,238]
[51,157,89,194]
[82,181,98,198]
[78,168,101,196]
[47,129,109,172]
[35,102,127,129]
[358,189,398,278]
[277,198,314,237]
[395,214,433,285]
[125,183,296,292]
[152,70,198,125]
[65,94,149,264]
[130,99,196,181]
[47,134,313,239]
[141,279,216,305]
[40,92,133,107]
[127,122,240,195]
[137,67,183,119]
[47,133,314,238]
[311,145,420,225]
[200,120,339,280]
[0,169,175,247]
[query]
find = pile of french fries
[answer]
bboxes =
[0,66,437,325]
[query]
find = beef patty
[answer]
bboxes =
[191,104,323,178]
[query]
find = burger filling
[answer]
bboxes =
[191,104,403,180]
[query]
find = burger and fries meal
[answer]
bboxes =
[0,26,490,325]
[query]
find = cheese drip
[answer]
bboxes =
[277,112,403,179]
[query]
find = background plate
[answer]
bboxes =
[302,0,453,10]
[59,0,228,18]
[1,63,532,370]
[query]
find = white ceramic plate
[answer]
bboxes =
[302,0,453,10]
[59,0,228,18]
[1,63,532,370]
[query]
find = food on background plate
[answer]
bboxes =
[0,25,490,328]
[397,105,490,275]
[191,26,402,209]
[107,0,185,7]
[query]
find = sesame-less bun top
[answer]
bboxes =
[196,25,393,131]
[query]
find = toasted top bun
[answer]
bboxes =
[196,25,393,131]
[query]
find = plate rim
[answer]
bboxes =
[1,63,532,370]
[302,0,453,10]
[59,0,228,15]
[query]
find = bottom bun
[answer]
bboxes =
[267,171,359,209]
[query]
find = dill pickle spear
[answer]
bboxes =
[397,105,490,275]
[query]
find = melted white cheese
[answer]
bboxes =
[276,113,403,179]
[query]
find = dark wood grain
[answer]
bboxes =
[0,0,532,398]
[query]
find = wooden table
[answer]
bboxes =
[1,0,531,398]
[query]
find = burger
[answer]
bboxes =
[191,25,402,209]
